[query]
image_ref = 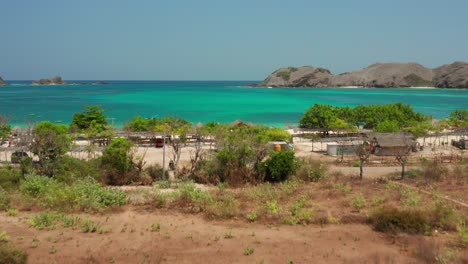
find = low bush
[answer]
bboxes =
[0,187,10,210]
[405,168,423,179]
[20,175,126,212]
[400,188,422,207]
[0,231,28,264]
[282,196,314,225]
[19,174,51,197]
[295,158,328,182]
[458,222,468,246]
[430,200,457,230]
[52,156,101,183]
[369,207,428,234]
[0,166,22,190]
[176,183,213,212]
[205,192,239,219]
[28,211,101,233]
[422,161,449,182]
[263,151,298,182]
[370,201,459,235]
[28,211,64,230]
[452,164,468,180]
[351,194,366,212]
[145,164,165,181]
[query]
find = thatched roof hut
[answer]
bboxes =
[367,133,417,156]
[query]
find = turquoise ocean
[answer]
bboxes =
[1,81,467,127]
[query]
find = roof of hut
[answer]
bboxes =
[367,133,414,147]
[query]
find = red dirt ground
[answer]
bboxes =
[1,207,422,264]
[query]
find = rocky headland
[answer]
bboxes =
[0,76,6,86]
[32,76,65,85]
[255,62,468,88]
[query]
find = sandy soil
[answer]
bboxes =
[1,208,420,264]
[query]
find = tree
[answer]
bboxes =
[70,105,108,132]
[449,109,468,128]
[100,138,133,185]
[299,104,339,130]
[394,137,413,180]
[124,116,150,132]
[30,121,71,176]
[151,117,192,178]
[355,142,371,180]
[374,120,400,133]
[407,120,433,148]
[0,115,11,144]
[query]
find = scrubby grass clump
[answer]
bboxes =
[369,199,460,234]
[20,175,126,212]
[295,158,328,182]
[369,207,428,234]
[0,231,28,264]
[28,211,103,233]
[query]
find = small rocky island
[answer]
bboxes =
[255,61,468,88]
[0,76,6,86]
[32,76,65,85]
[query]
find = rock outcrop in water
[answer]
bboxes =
[0,76,6,86]
[256,62,468,88]
[32,76,65,85]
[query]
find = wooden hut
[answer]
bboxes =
[368,133,418,156]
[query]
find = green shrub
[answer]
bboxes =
[19,174,52,197]
[71,179,127,210]
[0,166,22,190]
[266,200,280,215]
[177,183,213,212]
[20,176,126,212]
[369,207,428,234]
[264,151,298,182]
[406,169,423,179]
[28,211,64,230]
[100,138,135,185]
[430,200,457,230]
[145,164,165,181]
[53,156,101,183]
[283,196,314,225]
[246,212,258,222]
[0,231,27,264]
[81,219,101,233]
[243,246,255,256]
[352,194,366,211]
[296,159,328,182]
[29,212,88,231]
[0,187,10,210]
[458,222,468,245]
[400,188,422,207]
[352,161,361,167]
[205,192,239,219]
[7,208,18,216]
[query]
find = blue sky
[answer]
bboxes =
[1,0,468,80]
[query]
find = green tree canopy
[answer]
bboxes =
[70,105,108,132]
[0,115,11,141]
[30,121,71,176]
[299,103,426,131]
[449,109,468,127]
